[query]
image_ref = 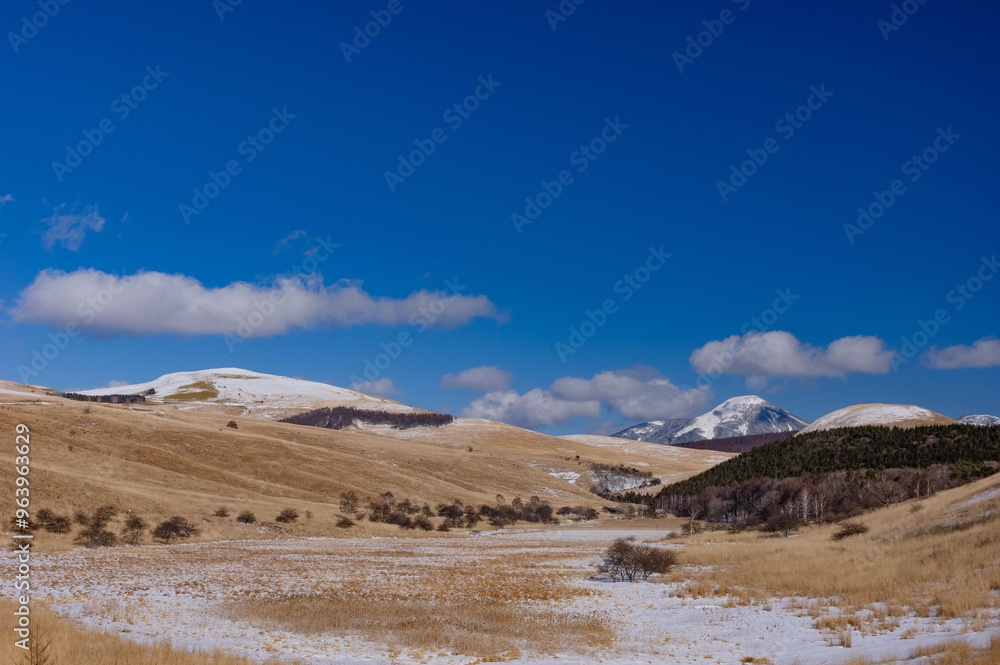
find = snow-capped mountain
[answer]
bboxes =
[958,414,1000,426]
[612,395,808,445]
[77,368,415,418]
[798,403,956,434]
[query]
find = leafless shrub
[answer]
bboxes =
[152,516,199,543]
[75,526,118,548]
[35,509,72,534]
[597,537,678,582]
[92,505,118,527]
[275,508,299,523]
[335,517,355,528]
[764,512,801,538]
[832,521,869,541]
[120,514,148,545]
[557,506,599,520]
[213,506,231,517]
[226,420,238,429]
[339,490,360,517]
[237,511,256,524]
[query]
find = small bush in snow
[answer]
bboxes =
[597,537,678,582]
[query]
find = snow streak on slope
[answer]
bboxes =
[798,403,957,434]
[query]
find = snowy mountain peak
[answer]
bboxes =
[957,414,1000,427]
[612,395,808,445]
[716,395,769,409]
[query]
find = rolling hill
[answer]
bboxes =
[0,371,732,546]
[76,367,415,419]
[798,403,957,434]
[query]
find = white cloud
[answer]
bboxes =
[348,377,400,397]
[550,368,708,420]
[923,338,1000,369]
[459,367,706,429]
[440,366,512,392]
[107,379,130,387]
[41,204,105,251]
[690,331,895,381]
[0,194,13,205]
[460,389,601,428]
[9,269,504,336]
[273,230,307,254]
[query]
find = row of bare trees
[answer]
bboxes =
[282,406,453,430]
[653,464,958,529]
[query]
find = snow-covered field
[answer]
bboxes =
[7,528,993,664]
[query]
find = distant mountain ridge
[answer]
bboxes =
[959,414,1000,426]
[612,395,808,445]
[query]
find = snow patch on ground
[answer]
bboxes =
[549,471,581,483]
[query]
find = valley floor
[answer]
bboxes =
[5,525,996,665]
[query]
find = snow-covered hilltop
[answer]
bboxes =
[958,414,1000,426]
[78,368,415,418]
[612,395,808,445]
[798,403,957,434]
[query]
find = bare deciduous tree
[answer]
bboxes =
[339,490,360,517]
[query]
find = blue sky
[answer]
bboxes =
[1,0,997,434]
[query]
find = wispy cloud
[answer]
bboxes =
[10,269,504,336]
[40,204,105,251]
[690,331,895,385]
[923,338,1000,369]
[348,377,400,397]
[459,367,706,429]
[273,230,307,254]
[440,366,512,392]
[0,194,13,205]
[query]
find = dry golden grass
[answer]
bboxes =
[0,391,728,549]
[843,634,1000,664]
[0,600,290,665]
[231,594,612,658]
[661,473,1000,633]
[223,541,614,658]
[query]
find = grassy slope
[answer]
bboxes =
[0,392,730,546]
[665,471,1000,620]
